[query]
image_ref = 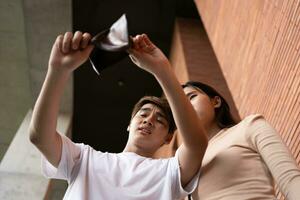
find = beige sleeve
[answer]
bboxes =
[246,114,300,200]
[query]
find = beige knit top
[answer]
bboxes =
[191,114,300,200]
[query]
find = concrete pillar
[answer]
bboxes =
[0,111,71,199]
[0,0,72,199]
[0,0,31,161]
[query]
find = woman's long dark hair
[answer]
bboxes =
[182,81,237,128]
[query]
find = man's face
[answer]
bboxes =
[127,103,172,152]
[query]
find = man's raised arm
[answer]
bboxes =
[128,34,208,187]
[29,31,94,167]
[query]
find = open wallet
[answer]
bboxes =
[89,14,132,75]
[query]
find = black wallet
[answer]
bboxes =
[89,14,132,75]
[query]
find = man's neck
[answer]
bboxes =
[123,144,154,158]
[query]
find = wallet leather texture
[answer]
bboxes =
[89,14,132,75]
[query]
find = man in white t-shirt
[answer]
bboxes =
[29,32,208,200]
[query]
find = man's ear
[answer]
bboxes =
[213,96,222,108]
[127,125,130,132]
[164,133,173,144]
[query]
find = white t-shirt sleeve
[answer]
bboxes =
[170,150,201,199]
[41,135,82,182]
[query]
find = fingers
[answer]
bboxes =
[142,34,155,49]
[55,34,64,50]
[81,32,92,49]
[130,34,155,53]
[57,31,92,54]
[138,35,147,50]
[72,31,83,50]
[128,48,140,57]
[130,36,140,51]
[62,32,73,53]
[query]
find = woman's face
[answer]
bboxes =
[184,86,218,127]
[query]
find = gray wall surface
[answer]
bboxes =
[0,0,31,161]
[0,0,72,199]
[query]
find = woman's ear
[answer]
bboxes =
[213,96,222,108]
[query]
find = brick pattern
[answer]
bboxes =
[167,18,242,200]
[154,18,241,158]
[170,18,240,121]
[195,0,300,199]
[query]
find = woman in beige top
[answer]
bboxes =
[182,81,300,200]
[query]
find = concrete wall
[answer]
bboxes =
[0,0,72,199]
[0,0,73,162]
[0,0,31,161]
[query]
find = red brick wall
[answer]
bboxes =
[169,18,240,121]
[154,18,241,159]
[195,0,300,199]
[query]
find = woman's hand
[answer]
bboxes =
[128,34,171,75]
[48,31,94,73]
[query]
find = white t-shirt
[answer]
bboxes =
[42,135,200,200]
